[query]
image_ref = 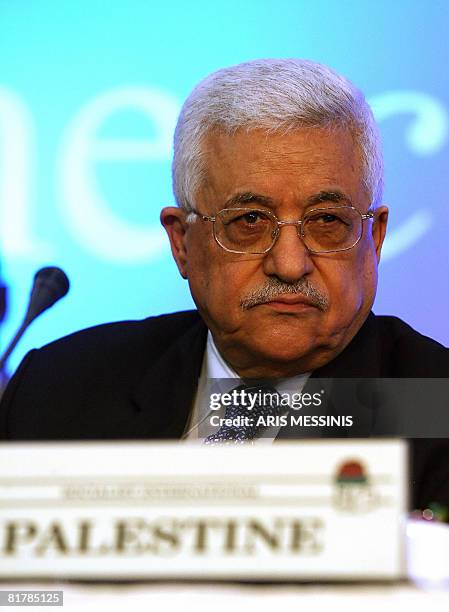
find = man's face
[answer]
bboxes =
[162,127,388,377]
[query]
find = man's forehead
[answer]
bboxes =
[199,126,366,207]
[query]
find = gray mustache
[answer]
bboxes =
[240,278,329,311]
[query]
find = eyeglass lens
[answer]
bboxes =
[215,207,363,254]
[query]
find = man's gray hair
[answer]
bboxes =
[172,58,383,211]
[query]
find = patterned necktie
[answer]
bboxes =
[204,383,280,444]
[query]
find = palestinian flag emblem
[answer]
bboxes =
[336,460,368,485]
[334,459,376,512]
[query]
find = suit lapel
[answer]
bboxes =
[131,316,208,438]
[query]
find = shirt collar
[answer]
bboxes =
[206,331,239,379]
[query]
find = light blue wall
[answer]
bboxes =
[1,0,448,373]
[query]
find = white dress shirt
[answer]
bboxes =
[183,331,310,442]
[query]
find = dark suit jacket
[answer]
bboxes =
[1,310,448,510]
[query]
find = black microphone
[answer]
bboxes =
[0,267,70,371]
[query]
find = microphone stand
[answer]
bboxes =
[0,319,28,372]
[0,282,8,396]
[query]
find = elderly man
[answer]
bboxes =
[1,60,448,507]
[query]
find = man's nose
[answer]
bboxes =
[262,224,314,282]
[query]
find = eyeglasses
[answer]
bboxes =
[188,205,375,254]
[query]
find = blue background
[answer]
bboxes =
[0,0,448,374]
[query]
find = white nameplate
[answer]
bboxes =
[0,441,406,580]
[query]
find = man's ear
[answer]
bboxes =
[372,205,389,262]
[160,207,189,279]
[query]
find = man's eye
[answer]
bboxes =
[231,211,267,225]
[319,214,339,223]
[312,213,346,225]
[241,212,263,224]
